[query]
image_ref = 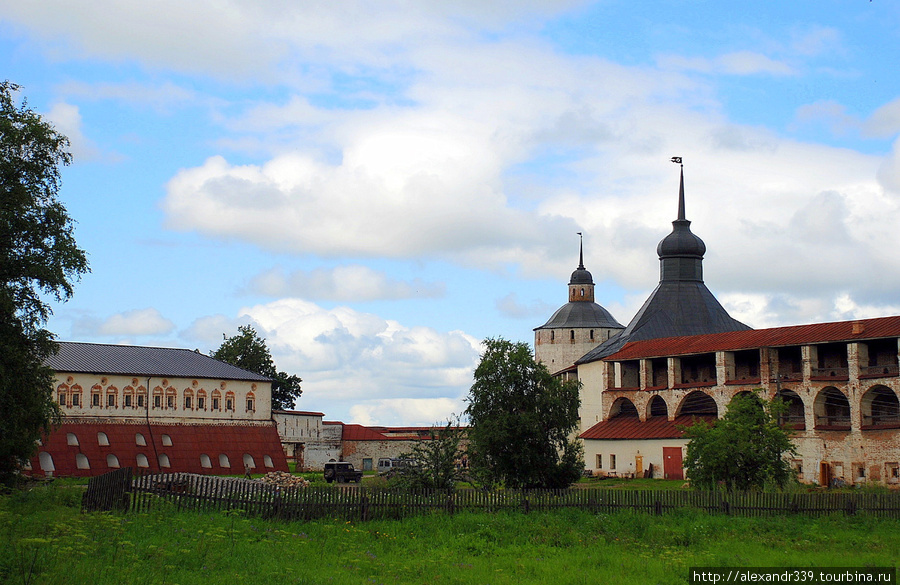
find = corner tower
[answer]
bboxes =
[535,235,624,374]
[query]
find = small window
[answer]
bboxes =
[246,398,255,411]
[550,331,555,341]
[590,329,594,340]
[72,394,80,406]
[158,454,171,468]
[66,433,79,446]
[200,454,212,468]
[184,396,192,409]
[610,454,617,470]
[166,395,174,408]
[154,395,161,408]
[596,454,602,469]
[226,398,234,411]
[107,394,116,407]
[161,434,173,447]
[124,395,133,407]
[135,433,147,447]
[198,396,206,410]
[97,432,110,446]
[219,454,231,468]
[58,393,66,405]
[263,455,274,468]
[39,452,55,472]
[136,454,149,468]
[76,454,90,470]
[92,393,101,407]
[106,454,120,468]
[570,330,575,341]
[212,398,220,411]
[137,395,145,407]
[243,453,256,469]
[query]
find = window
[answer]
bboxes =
[107,394,116,407]
[198,396,206,410]
[212,397,220,411]
[184,393,193,410]
[243,454,256,470]
[200,454,212,468]
[137,395,145,407]
[136,454,149,468]
[226,398,233,411]
[76,454,90,470]
[97,432,109,446]
[106,454,120,468]
[58,392,66,405]
[125,395,133,407]
[135,433,147,447]
[66,433,79,446]
[590,329,594,340]
[596,454,602,469]
[92,393,101,407]
[158,454,171,468]
[154,395,161,408]
[162,434,173,446]
[166,395,174,408]
[219,454,231,468]
[38,452,55,472]
[72,393,80,406]
[246,397,255,412]
[610,454,617,470]
[264,455,274,468]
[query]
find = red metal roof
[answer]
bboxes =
[273,409,325,417]
[580,415,715,440]
[603,316,900,361]
[340,424,393,441]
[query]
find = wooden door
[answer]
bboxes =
[820,462,832,487]
[635,454,643,477]
[663,447,683,480]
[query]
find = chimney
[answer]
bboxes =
[852,321,865,335]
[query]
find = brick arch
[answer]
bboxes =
[646,394,669,419]
[607,396,639,420]
[860,384,900,428]
[813,386,851,430]
[676,390,718,417]
[774,388,806,429]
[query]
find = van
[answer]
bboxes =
[377,458,417,475]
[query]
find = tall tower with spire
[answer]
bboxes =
[534,235,624,375]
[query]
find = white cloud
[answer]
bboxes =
[246,265,445,301]
[93,308,175,336]
[44,102,103,161]
[657,51,793,76]
[348,398,464,426]
[495,292,554,320]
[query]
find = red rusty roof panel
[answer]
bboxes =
[604,316,900,361]
[579,415,715,440]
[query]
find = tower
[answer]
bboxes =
[534,235,624,374]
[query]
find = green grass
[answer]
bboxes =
[2,482,898,585]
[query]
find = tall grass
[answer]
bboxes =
[2,482,897,585]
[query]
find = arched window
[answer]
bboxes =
[550,331,555,341]
[158,454,171,468]
[211,390,221,411]
[225,391,235,412]
[861,385,900,427]
[580,287,585,297]
[153,387,163,409]
[648,395,668,418]
[136,454,149,468]
[123,385,134,408]
[106,386,118,408]
[136,386,147,408]
[165,386,177,409]
[135,433,147,446]
[161,434,173,446]
[218,454,231,468]
[243,454,256,470]
[263,455,274,468]
[39,452,55,472]
[774,389,805,429]
[570,330,575,341]
[57,384,68,406]
[197,389,207,410]
[590,329,594,340]
[91,384,102,407]
[76,454,90,470]
[200,454,212,468]
[106,454,120,468]
[246,392,256,412]
[66,433,79,446]
[183,389,194,410]
[97,432,110,446]
[608,397,639,419]
[71,385,82,407]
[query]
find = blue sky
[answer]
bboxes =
[3,0,900,425]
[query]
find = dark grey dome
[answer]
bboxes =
[569,267,594,285]
[657,219,706,258]
[536,302,624,330]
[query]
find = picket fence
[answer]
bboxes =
[81,468,900,521]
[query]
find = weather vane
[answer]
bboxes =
[671,156,682,165]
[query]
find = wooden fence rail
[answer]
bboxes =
[81,469,900,521]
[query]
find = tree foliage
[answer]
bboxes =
[392,421,465,490]
[465,337,583,489]
[0,81,89,484]
[682,392,797,491]
[212,325,302,410]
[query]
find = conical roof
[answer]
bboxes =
[576,165,749,364]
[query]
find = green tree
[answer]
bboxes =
[393,420,464,490]
[0,81,89,484]
[465,337,583,489]
[212,324,302,410]
[682,392,797,491]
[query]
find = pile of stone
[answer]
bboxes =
[257,470,310,488]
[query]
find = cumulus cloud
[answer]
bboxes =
[43,102,104,161]
[348,398,464,426]
[246,265,445,301]
[76,308,176,337]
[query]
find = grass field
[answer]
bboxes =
[2,481,898,585]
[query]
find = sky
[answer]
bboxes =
[3,0,900,426]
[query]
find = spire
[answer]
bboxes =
[677,163,686,221]
[657,159,706,281]
[577,232,585,269]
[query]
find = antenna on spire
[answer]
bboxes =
[671,157,685,220]
[577,232,584,269]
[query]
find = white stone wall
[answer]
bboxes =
[583,438,688,479]
[53,373,271,424]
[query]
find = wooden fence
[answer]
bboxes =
[82,469,900,521]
